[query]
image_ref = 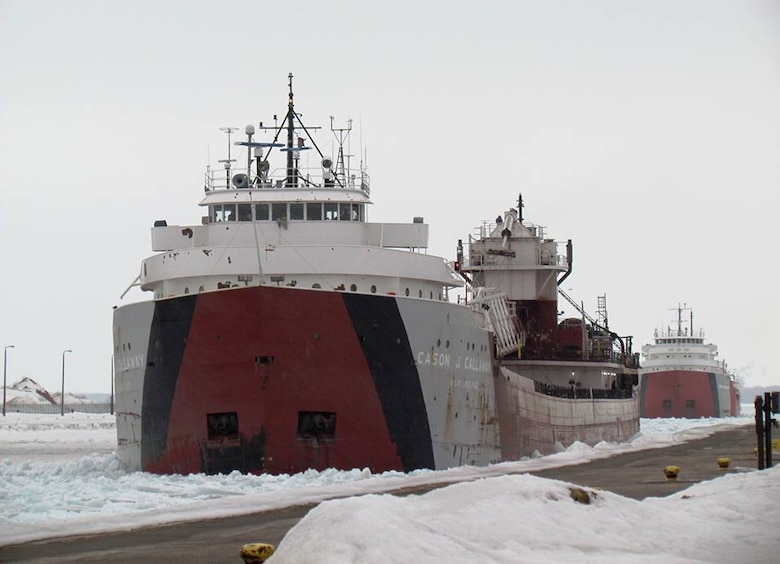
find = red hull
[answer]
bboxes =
[640,370,738,418]
[145,287,410,475]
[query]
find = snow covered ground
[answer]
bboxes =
[1,409,777,562]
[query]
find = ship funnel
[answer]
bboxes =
[232,173,249,188]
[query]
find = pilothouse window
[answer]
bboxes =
[238,204,252,221]
[290,203,304,220]
[307,202,322,220]
[212,201,363,223]
[213,204,236,222]
[255,203,269,220]
[272,203,286,221]
[222,204,236,222]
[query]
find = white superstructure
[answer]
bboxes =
[122,75,462,305]
[641,307,730,377]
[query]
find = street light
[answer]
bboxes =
[3,345,14,417]
[61,349,72,416]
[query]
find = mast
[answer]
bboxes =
[677,305,682,336]
[218,127,238,187]
[286,72,295,187]
[518,193,524,223]
[671,303,691,337]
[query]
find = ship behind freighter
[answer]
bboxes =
[112,75,640,476]
[639,304,741,418]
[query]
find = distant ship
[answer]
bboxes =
[112,75,640,475]
[639,304,740,418]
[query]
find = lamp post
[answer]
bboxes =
[60,349,72,416]
[3,345,14,417]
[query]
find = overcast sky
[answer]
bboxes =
[1,0,778,393]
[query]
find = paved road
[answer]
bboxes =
[0,423,760,563]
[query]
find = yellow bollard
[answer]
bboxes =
[717,457,731,470]
[569,486,592,504]
[663,465,680,481]
[239,543,276,564]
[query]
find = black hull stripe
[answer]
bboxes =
[142,295,197,468]
[708,372,720,415]
[342,293,435,471]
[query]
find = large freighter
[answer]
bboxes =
[113,75,640,475]
[640,305,741,418]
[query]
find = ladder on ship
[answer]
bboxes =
[468,288,520,357]
[558,288,608,329]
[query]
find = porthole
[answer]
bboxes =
[418,289,422,297]
[436,339,441,347]
[405,288,410,296]
[445,340,450,348]
[313,283,321,289]
[184,287,189,294]
[350,284,357,292]
[371,285,377,293]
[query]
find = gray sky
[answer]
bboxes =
[1,0,778,393]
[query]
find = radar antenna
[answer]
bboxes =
[669,303,692,337]
[330,117,353,187]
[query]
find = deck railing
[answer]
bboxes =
[534,381,634,400]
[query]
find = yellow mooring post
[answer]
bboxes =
[717,457,731,470]
[239,543,276,564]
[663,465,680,481]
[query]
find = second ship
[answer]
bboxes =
[640,304,741,418]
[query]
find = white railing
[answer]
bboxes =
[204,164,370,193]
